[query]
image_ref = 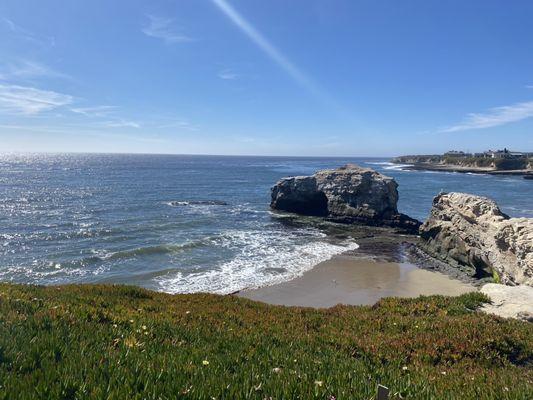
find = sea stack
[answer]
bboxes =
[270,164,420,232]
[420,192,533,285]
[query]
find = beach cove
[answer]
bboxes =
[239,255,474,308]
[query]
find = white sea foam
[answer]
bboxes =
[365,161,395,166]
[365,161,413,171]
[165,201,190,206]
[156,228,358,294]
[383,163,412,170]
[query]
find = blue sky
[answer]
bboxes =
[0,0,532,156]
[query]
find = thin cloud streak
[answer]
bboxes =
[218,69,238,80]
[2,18,55,47]
[142,15,193,44]
[441,101,533,132]
[0,84,73,115]
[71,105,117,117]
[101,119,141,129]
[210,0,337,108]
[0,59,70,81]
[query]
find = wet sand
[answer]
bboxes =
[238,254,475,308]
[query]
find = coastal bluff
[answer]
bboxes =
[420,192,533,286]
[270,164,420,232]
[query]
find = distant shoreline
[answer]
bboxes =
[399,162,533,176]
[391,153,533,176]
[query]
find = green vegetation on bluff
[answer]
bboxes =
[0,284,531,399]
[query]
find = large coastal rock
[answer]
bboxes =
[270,164,420,232]
[420,192,533,285]
[480,283,533,321]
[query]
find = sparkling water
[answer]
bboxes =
[0,153,531,293]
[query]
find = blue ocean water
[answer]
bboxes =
[1,153,531,293]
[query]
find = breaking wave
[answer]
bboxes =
[156,228,358,294]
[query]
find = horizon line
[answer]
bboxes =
[0,150,401,158]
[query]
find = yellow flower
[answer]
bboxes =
[124,337,141,348]
[142,325,147,330]
[314,380,324,387]
[202,360,210,366]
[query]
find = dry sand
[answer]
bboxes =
[238,254,475,308]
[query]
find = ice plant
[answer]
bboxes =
[0,284,529,399]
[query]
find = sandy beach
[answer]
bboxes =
[238,254,475,308]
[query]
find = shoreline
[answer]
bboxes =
[396,162,533,176]
[237,253,475,308]
[234,220,484,308]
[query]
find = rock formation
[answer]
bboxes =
[420,192,533,285]
[480,283,533,321]
[270,164,420,232]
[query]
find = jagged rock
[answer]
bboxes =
[420,192,533,285]
[480,283,533,321]
[270,164,420,232]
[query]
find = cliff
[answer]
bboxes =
[420,192,533,286]
[392,155,533,172]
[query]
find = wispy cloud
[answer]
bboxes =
[2,17,55,46]
[101,119,141,129]
[142,15,193,44]
[157,119,199,131]
[210,0,338,110]
[0,84,73,115]
[0,59,69,81]
[70,105,117,117]
[218,69,238,80]
[526,85,533,89]
[441,101,533,132]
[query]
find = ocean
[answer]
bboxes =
[1,153,531,293]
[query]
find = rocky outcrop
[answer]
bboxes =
[270,164,420,232]
[480,283,533,321]
[420,193,533,285]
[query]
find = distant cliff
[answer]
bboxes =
[392,155,533,171]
